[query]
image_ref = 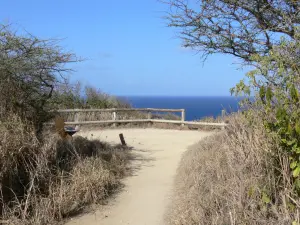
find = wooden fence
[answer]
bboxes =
[55,108,227,128]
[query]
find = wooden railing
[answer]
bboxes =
[55,108,227,128]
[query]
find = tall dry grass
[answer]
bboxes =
[165,113,299,225]
[59,110,181,123]
[0,115,130,225]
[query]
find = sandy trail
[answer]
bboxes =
[66,128,211,225]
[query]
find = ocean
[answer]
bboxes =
[121,96,241,121]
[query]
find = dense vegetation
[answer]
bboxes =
[165,114,292,224]
[164,0,300,224]
[0,24,131,224]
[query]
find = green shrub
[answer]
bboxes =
[232,35,300,196]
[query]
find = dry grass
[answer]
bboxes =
[165,113,300,225]
[0,115,130,225]
[59,110,181,122]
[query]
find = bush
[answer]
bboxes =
[165,113,299,225]
[51,81,131,110]
[231,33,300,197]
[0,25,78,137]
[0,114,130,225]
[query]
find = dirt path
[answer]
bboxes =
[66,128,212,225]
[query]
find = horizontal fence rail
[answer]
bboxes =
[151,119,227,127]
[52,108,227,128]
[62,120,227,127]
[55,108,184,113]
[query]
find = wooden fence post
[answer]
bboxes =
[147,110,151,126]
[147,110,152,120]
[221,109,226,130]
[119,133,126,146]
[221,109,226,118]
[112,110,117,127]
[181,109,185,127]
[74,112,80,131]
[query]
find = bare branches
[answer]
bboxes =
[0,24,79,137]
[163,0,300,61]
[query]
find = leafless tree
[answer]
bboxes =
[163,0,299,61]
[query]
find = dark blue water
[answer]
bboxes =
[120,96,241,121]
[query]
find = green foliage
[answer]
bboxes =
[232,34,300,193]
[51,81,130,110]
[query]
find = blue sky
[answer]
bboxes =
[1,0,246,96]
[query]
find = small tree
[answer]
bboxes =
[0,25,78,138]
